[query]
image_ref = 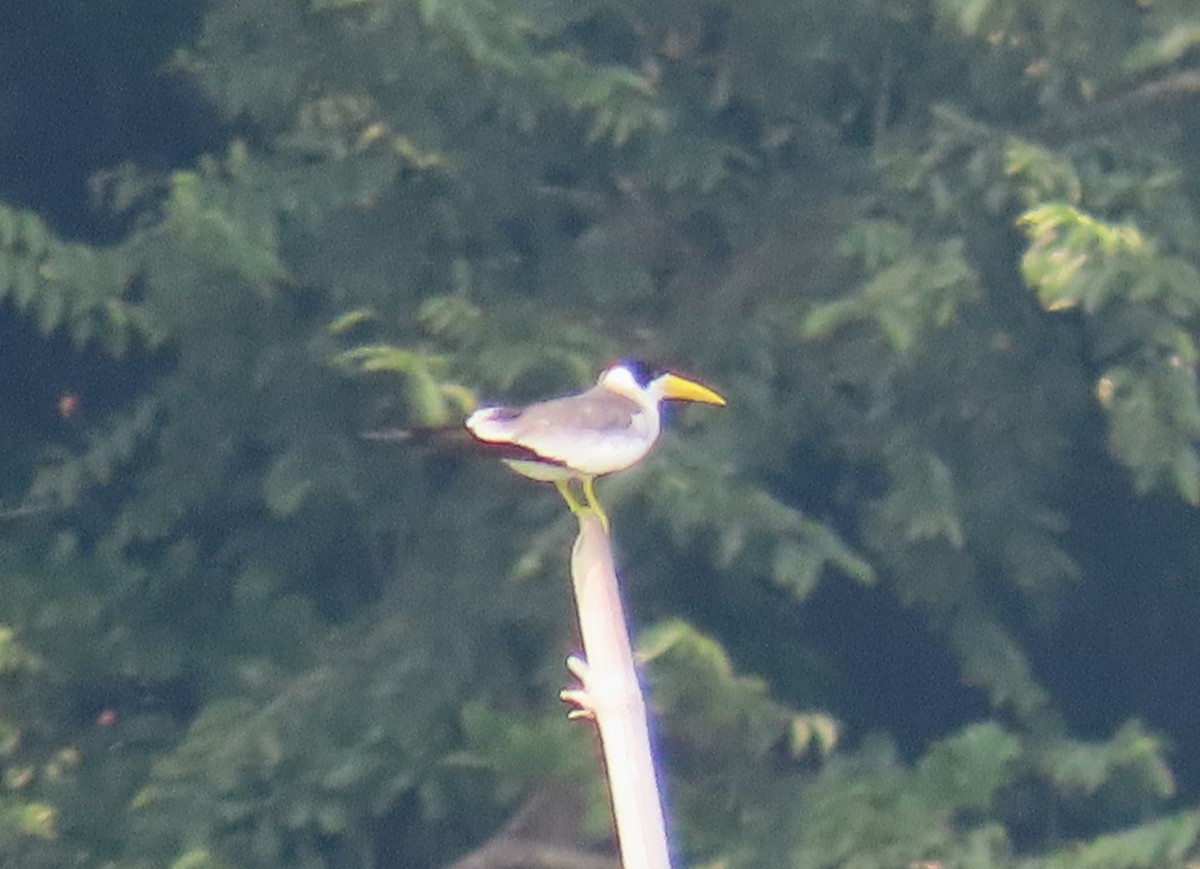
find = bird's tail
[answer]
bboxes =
[360,425,478,452]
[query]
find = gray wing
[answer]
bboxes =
[509,387,641,439]
[467,386,653,474]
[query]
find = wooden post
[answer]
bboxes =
[566,511,671,869]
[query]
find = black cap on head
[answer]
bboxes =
[618,358,661,388]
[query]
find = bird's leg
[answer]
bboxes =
[554,479,586,515]
[581,477,610,531]
[555,478,610,530]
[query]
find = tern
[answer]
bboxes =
[465,361,726,526]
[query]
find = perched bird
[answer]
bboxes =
[465,361,726,526]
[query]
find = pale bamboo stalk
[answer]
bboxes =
[564,511,672,869]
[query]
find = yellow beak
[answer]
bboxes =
[659,373,727,406]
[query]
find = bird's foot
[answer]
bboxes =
[555,480,610,532]
[581,478,611,531]
[554,480,586,514]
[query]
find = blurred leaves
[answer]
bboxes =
[415,0,667,145]
[1039,721,1175,806]
[132,612,471,868]
[1037,811,1200,869]
[1017,195,1200,503]
[639,448,876,599]
[641,620,824,759]
[804,225,980,354]
[25,398,159,511]
[917,722,1020,812]
[333,343,474,427]
[0,205,164,354]
[1018,203,1152,314]
[952,615,1049,718]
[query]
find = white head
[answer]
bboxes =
[597,361,727,408]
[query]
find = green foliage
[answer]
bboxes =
[633,446,875,601]
[1018,194,1200,503]
[951,614,1049,719]
[331,344,472,427]
[804,225,980,354]
[1006,139,1084,207]
[417,0,668,145]
[26,399,159,510]
[160,165,289,292]
[917,722,1022,812]
[641,620,819,759]
[1126,0,1200,74]
[1036,811,1200,869]
[0,204,164,354]
[0,627,59,856]
[0,799,57,845]
[931,0,1142,106]
[873,440,966,549]
[127,618,467,868]
[454,702,597,796]
[1019,204,1159,314]
[1039,721,1175,804]
[781,727,1017,869]
[451,702,613,836]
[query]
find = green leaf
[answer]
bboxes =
[917,722,1020,811]
[327,308,377,335]
[1040,811,1200,869]
[771,539,823,600]
[263,450,314,516]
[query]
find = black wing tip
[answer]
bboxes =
[361,425,468,444]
